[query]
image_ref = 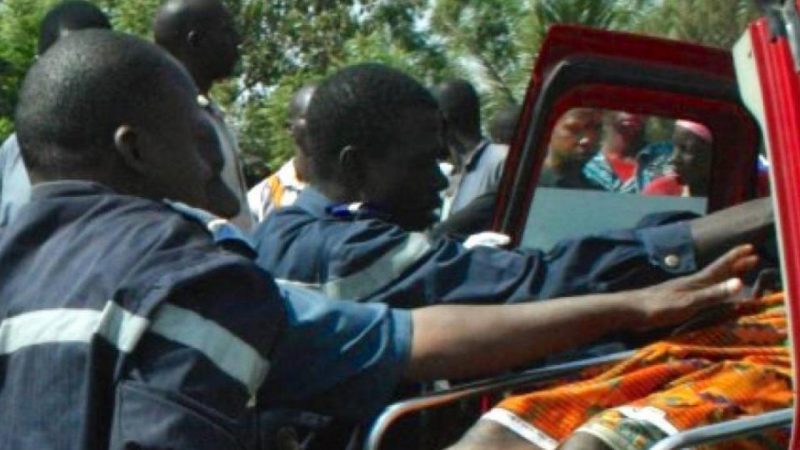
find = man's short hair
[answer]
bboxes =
[38,1,111,55]
[16,30,191,177]
[305,63,438,181]
[434,79,481,137]
[153,0,229,50]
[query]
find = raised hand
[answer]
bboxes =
[633,244,757,331]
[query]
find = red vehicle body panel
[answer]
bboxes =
[749,15,800,447]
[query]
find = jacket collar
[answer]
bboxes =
[294,187,388,221]
[30,180,114,200]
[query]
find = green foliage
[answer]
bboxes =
[233,0,448,171]
[0,117,13,143]
[429,0,656,132]
[431,0,525,99]
[634,0,760,49]
[0,0,60,139]
[0,0,763,172]
[99,0,161,36]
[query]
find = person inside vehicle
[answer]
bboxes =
[154,0,253,229]
[435,79,509,216]
[489,103,522,146]
[2,30,755,448]
[247,84,316,222]
[253,63,774,309]
[538,107,605,190]
[644,119,713,197]
[0,0,111,227]
[583,111,672,193]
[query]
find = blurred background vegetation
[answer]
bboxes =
[0,0,760,179]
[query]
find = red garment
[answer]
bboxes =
[643,174,684,196]
[606,153,637,182]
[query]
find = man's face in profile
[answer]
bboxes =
[195,110,240,217]
[358,107,449,231]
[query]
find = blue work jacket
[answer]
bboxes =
[0,181,411,449]
[253,187,698,308]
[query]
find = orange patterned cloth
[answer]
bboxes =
[484,293,792,450]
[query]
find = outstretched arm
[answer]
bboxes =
[404,244,755,381]
[690,197,773,265]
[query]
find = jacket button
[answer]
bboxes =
[664,254,681,268]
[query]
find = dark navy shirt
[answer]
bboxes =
[0,181,411,449]
[253,187,698,308]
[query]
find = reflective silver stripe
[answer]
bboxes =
[274,278,323,292]
[149,304,270,398]
[322,232,432,299]
[0,302,149,355]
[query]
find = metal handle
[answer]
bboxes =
[364,351,633,450]
[650,408,793,450]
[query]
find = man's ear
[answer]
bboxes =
[187,30,201,48]
[113,125,148,175]
[338,145,364,181]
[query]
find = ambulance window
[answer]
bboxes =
[522,108,712,251]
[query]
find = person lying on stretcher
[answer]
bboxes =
[449,288,791,450]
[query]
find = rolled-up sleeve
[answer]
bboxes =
[636,221,697,274]
[260,285,413,420]
[531,221,698,300]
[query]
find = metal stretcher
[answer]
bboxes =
[365,349,792,450]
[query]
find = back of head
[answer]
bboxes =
[288,84,317,125]
[434,79,481,138]
[305,63,438,183]
[489,104,521,145]
[288,84,317,174]
[38,1,111,55]
[15,30,195,183]
[153,0,239,84]
[154,0,217,47]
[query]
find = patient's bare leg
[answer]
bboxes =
[558,432,612,450]
[447,420,613,450]
[446,419,544,450]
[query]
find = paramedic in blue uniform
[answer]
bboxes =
[252,63,774,308]
[0,30,757,449]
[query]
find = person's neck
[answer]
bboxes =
[35,167,140,199]
[456,134,484,168]
[545,154,582,175]
[311,180,357,204]
[293,153,311,183]
[196,77,213,97]
[185,63,216,96]
[461,134,483,152]
[603,135,637,160]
